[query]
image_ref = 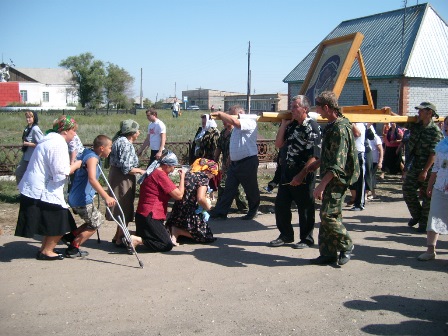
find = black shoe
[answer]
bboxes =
[309,255,337,265]
[338,245,354,265]
[408,218,419,227]
[209,211,228,220]
[416,226,427,233]
[292,241,314,249]
[269,237,294,247]
[36,252,64,260]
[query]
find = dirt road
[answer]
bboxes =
[1,189,447,335]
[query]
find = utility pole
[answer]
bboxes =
[246,41,251,114]
[174,82,177,98]
[140,68,143,108]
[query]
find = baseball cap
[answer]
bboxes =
[415,102,439,118]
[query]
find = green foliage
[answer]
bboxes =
[0,180,20,203]
[0,110,278,146]
[104,63,134,109]
[59,52,105,108]
[6,102,40,107]
[143,98,152,109]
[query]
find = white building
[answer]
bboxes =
[7,67,78,109]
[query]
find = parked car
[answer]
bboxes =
[186,105,200,110]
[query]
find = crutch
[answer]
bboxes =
[97,164,144,268]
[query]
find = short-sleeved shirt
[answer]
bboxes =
[369,134,383,163]
[320,117,359,186]
[109,136,140,175]
[406,120,443,171]
[136,169,177,220]
[68,149,100,207]
[229,117,258,161]
[148,119,166,151]
[281,117,321,181]
[68,134,85,157]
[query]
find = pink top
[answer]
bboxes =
[383,127,403,148]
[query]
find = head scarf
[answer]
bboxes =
[138,150,179,184]
[46,115,77,134]
[190,158,219,176]
[206,119,218,130]
[113,119,140,142]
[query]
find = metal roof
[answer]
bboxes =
[284,3,448,83]
[15,68,73,85]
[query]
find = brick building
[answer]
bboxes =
[283,3,448,117]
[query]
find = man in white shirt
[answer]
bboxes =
[209,105,260,220]
[172,99,180,118]
[137,108,166,165]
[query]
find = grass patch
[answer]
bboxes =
[0,109,278,146]
[0,180,20,203]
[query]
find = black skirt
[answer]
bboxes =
[15,194,76,238]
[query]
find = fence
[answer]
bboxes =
[0,140,278,176]
[0,108,137,115]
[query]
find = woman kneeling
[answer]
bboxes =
[130,152,185,252]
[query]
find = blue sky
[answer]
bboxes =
[4,0,448,102]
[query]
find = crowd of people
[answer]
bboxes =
[13,92,447,266]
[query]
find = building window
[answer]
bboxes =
[20,90,28,102]
[363,90,377,108]
[43,92,49,102]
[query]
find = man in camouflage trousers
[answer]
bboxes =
[307,91,359,265]
[403,102,443,232]
[214,118,248,214]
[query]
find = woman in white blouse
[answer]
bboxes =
[418,117,448,261]
[15,115,81,260]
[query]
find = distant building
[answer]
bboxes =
[0,67,78,108]
[181,88,288,113]
[283,3,448,116]
[224,93,288,113]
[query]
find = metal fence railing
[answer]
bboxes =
[0,140,277,176]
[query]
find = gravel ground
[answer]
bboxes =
[0,173,447,336]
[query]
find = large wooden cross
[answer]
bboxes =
[213,33,443,124]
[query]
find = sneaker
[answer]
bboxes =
[417,252,436,261]
[269,237,294,247]
[309,255,338,265]
[350,206,364,211]
[65,247,89,258]
[338,245,354,265]
[292,241,313,249]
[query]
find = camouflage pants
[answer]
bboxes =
[217,168,248,212]
[72,203,103,229]
[402,168,431,227]
[318,180,353,256]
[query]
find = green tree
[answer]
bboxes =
[153,99,165,109]
[104,63,134,109]
[59,52,105,108]
[143,98,152,109]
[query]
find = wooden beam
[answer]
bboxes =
[211,110,443,124]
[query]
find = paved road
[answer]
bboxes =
[0,198,447,335]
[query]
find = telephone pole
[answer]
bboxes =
[246,41,251,114]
